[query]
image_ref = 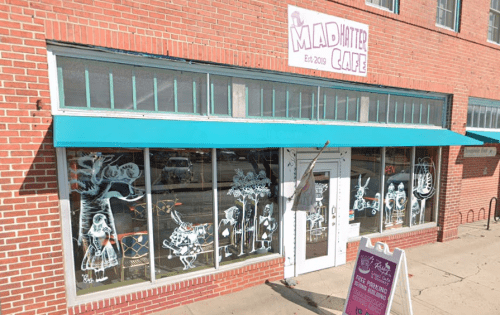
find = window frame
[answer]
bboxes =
[48,44,448,129]
[435,0,461,32]
[467,97,500,129]
[57,147,283,306]
[365,0,399,14]
[488,3,500,44]
[347,146,442,242]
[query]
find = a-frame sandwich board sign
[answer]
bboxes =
[343,237,413,315]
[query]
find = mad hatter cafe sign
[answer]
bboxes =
[288,5,369,77]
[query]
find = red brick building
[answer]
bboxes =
[1,0,499,314]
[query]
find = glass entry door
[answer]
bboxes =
[296,160,339,275]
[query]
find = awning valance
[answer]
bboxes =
[53,116,483,148]
[466,130,500,143]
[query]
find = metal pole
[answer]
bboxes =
[144,148,156,283]
[380,147,386,233]
[409,147,415,227]
[434,147,442,224]
[212,148,220,269]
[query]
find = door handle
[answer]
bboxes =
[331,206,336,226]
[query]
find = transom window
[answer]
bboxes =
[489,0,500,44]
[436,0,461,31]
[467,97,500,129]
[55,54,447,127]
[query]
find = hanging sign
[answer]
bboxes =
[288,5,369,77]
[343,237,413,315]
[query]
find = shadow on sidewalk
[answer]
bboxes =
[265,281,345,315]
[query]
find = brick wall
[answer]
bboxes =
[346,227,439,262]
[459,144,500,224]
[1,0,500,314]
[67,258,283,315]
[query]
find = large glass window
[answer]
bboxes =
[349,146,440,239]
[217,149,279,265]
[350,148,382,236]
[384,148,411,230]
[67,149,148,295]
[412,147,438,225]
[67,148,280,295]
[149,149,213,278]
[349,146,439,240]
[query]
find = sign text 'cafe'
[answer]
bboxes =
[288,5,369,77]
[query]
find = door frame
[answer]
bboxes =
[282,148,351,277]
[295,159,339,274]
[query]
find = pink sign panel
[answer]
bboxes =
[344,249,397,315]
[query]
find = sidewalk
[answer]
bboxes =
[157,220,500,315]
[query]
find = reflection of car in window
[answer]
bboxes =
[161,157,194,184]
[194,151,211,162]
[217,150,238,161]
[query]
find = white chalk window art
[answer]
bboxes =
[217,149,279,265]
[366,0,397,12]
[436,0,460,31]
[149,149,214,278]
[350,148,382,235]
[349,147,440,239]
[306,172,330,260]
[67,149,149,295]
[66,148,281,295]
[489,0,500,44]
[412,148,438,225]
[384,148,412,230]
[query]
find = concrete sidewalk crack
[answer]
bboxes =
[415,262,486,296]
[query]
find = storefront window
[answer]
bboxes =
[412,147,438,225]
[350,148,382,236]
[384,147,411,230]
[349,146,439,239]
[67,147,280,295]
[217,149,279,265]
[149,149,214,279]
[67,149,148,295]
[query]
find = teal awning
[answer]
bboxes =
[466,130,500,143]
[53,115,483,148]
